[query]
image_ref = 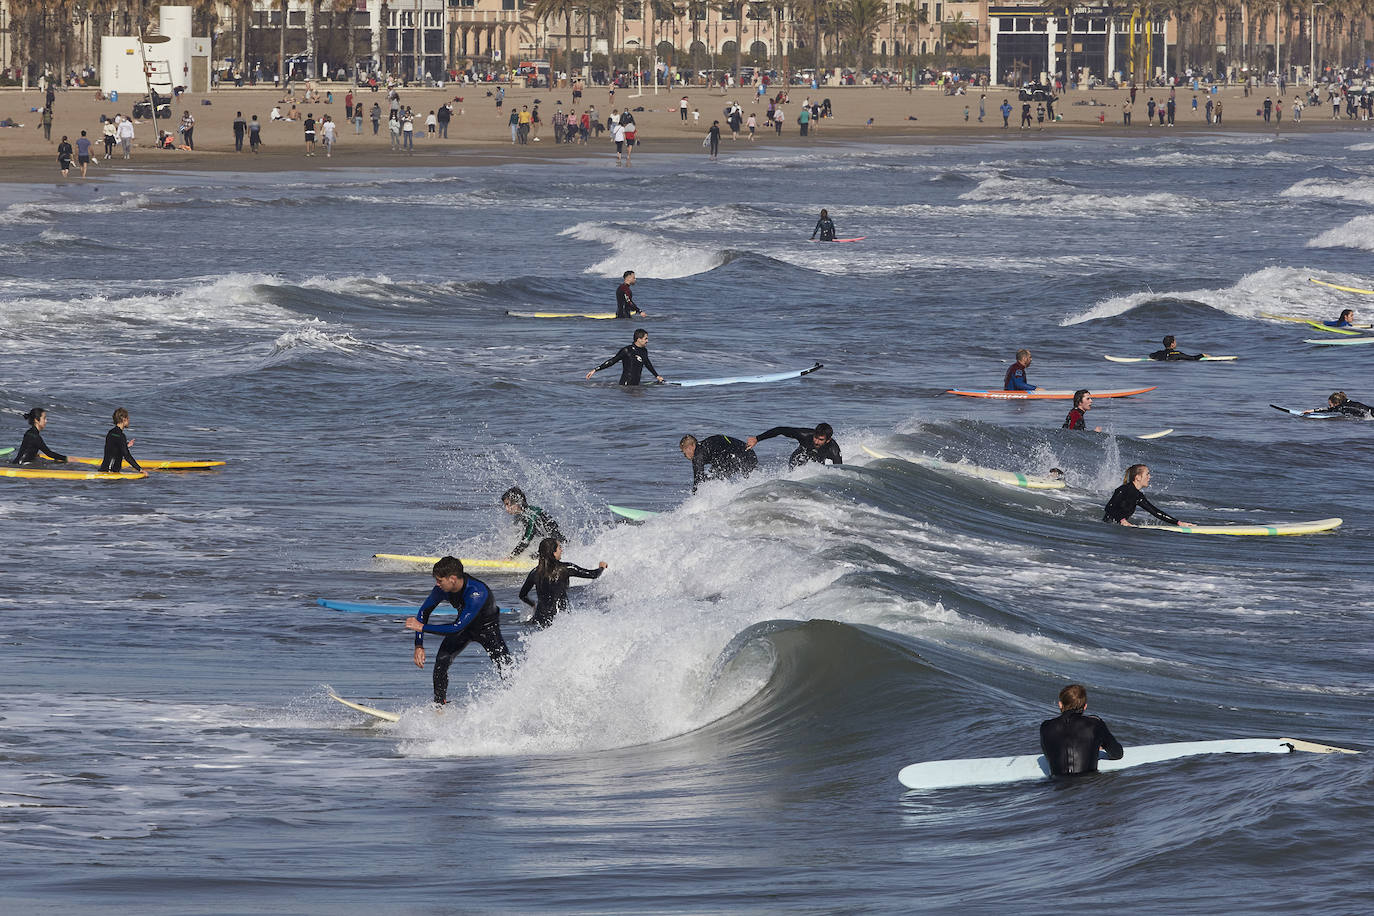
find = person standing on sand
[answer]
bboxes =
[40,108,53,141]
[56,136,73,177]
[248,114,261,152]
[707,120,721,159]
[612,118,626,165]
[117,117,134,159]
[103,118,117,158]
[402,109,415,153]
[1215,100,1223,125]
[774,103,784,135]
[979,94,986,122]
[370,102,382,135]
[179,110,195,149]
[303,112,316,155]
[1000,98,1012,127]
[75,131,92,177]
[322,115,336,157]
[232,111,247,151]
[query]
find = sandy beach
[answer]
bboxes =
[1,81,1368,182]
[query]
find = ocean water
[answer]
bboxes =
[2,132,1372,914]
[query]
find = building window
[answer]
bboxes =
[935,4,941,22]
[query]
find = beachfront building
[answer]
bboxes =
[988,3,1168,87]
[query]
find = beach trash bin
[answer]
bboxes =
[110,90,118,102]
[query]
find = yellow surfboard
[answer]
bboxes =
[506,311,619,320]
[327,691,401,722]
[1308,277,1374,297]
[372,553,535,572]
[67,456,226,471]
[0,466,147,481]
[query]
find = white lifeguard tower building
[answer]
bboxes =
[100,6,210,98]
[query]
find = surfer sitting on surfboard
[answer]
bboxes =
[519,538,606,629]
[745,423,842,467]
[680,434,758,493]
[1104,464,1183,527]
[810,208,836,241]
[1309,391,1374,418]
[1148,335,1209,361]
[1003,349,1036,391]
[1326,309,1356,329]
[586,328,664,386]
[502,486,564,558]
[1061,390,1101,432]
[616,270,646,318]
[99,407,142,473]
[11,407,67,465]
[404,556,513,704]
[1040,684,1124,776]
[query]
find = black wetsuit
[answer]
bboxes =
[754,426,842,468]
[510,504,563,557]
[595,343,658,386]
[1149,348,1204,361]
[413,577,512,703]
[691,435,758,492]
[1063,407,1086,429]
[1103,482,1178,525]
[615,282,641,318]
[1332,399,1374,418]
[811,217,836,241]
[1039,709,1124,776]
[11,427,66,464]
[519,561,604,628]
[99,426,141,472]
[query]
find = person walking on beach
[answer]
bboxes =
[1205,97,1213,124]
[248,114,261,152]
[436,102,450,138]
[74,131,92,177]
[1040,684,1123,776]
[322,115,336,157]
[612,117,626,165]
[56,136,74,177]
[40,107,53,141]
[370,102,382,135]
[979,94,986,122]
[1000,98,1012,127]
[1214,100,1223,125]
[179,110,194,149]
[1020,101,1032,128]
[103,118,117,158]
[303,112,316,155]
[389,111,402,150]
[404,557,513,705]
[402,109,415,153]
[353,103,364,135]
[620,110,636,164]
[232,111,247,151]
[707,119,721,159]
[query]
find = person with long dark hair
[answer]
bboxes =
[11,408,67,464]
[518,538,606,629]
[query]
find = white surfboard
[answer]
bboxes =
[328,691,401,722]
[1104,355,1237,362]
[862,445,1064,490]
[897,737,1358,790]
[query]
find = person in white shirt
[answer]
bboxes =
[321,115,337,157]
[611,119,626,166]
[117,117,134,158]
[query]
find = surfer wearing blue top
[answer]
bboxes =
[502,486,564,558]
[11,407,67,465]
[586,329,664,386]
[1103,464,1182,526]
[1062,390,1101,432]
[1039,684,1123,776]
[1326,309,1356,328]
[1148,335,1208,361]
[810,209,836,241]
[98,407,142,473]
[405,556,513,704]
[679,434,758,493]
[1003,349,1036,391]
[745,423,842,467]
[519,538,607,628]
[1311,391,1374,418]
[615,270,646,318]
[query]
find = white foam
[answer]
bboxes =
[1280,176,1374,205]
[1308,214,1374,251]
[561,220,728,278]
[1062,265,1339,325]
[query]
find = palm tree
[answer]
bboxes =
[710,0,747,84]
[532,0,576,79]
[845,0,887,72]
[940,11,974,59]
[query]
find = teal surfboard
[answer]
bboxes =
[609,505,661,521]
[666,362,823,388]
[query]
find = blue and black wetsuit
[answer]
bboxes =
[1103,482,1179,525]
[519,561,604,628]
[11,427,66,464]
[1332,399,1374,418]
[754,426,842,467]
[510,505,563,558]
[414,577,512,703]
[1325,318,1354,328]
[1039,710,1124,775]
[99,426,141,472]
[1148,348,1204,361]
[1004,363,1036,391]
[691,435,758,492]
[595,343,658,386]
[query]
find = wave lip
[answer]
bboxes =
[561,220,729,278]
[1061,266,1341,325]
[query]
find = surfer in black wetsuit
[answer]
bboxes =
[11,407,67,465]
[810,208,836,241]
[404,556,513,703]
[1313,390,1374,417]
[1149,335,1208,361]
[518,537,607,628]
[502,486,564,558]
[679,433,758,493]
[586,329,664,386]
[1103,463,1182,526]
[746,423,842,467]
[1039,683,1123,776]
[98,407,142,472]
[616,270,646,318]
[1061,390,1101,432]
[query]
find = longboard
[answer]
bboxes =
[1259,313,1364,335]
[1304,336,1374,346]
[666,362,824,388]
[67,456,226,470]
[898,737,1358,791]
[507,311,619,319]
[372,553,535,572]
[809,237,866,243]
[1270,404,1346,420]
[1308,277,1374,296]
[608,504,661,521]
[947,386,1156,400]
[1104,355,1237,362]
[327,691,401,723]
[316,598,520,617]
[861,445,1065,490]
[1145,517,1342,536]
[0,466,147,481]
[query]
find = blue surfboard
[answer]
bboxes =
[666,362,823,388]
[317,598,521,616]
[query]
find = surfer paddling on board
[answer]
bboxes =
[501,486,564,558]
[1039,684,1124,776]
[1062,390,1101,432]
[679,434,758,493]
[519,538,606,629]
[745,423,842,467]
[98,407,142,473]
[1308,391,1374,418]
[404,556,513,704]
[11,407,67,465]
[1326,309,1357,329]
[1004,349,1036,391]
[616,270,646,318]
[1149,335,1209,361]
[810,208,836,241]
[586,328,664,386]
[1103,464,1184,527]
